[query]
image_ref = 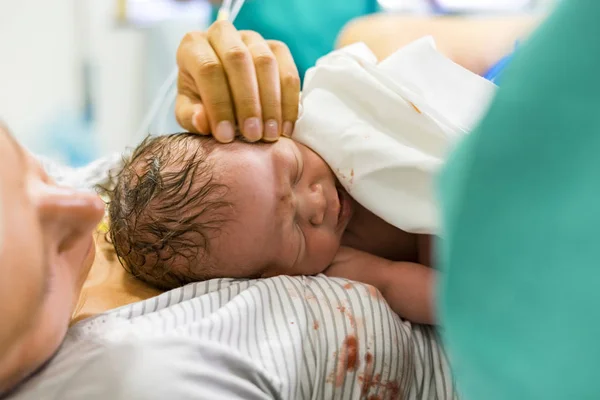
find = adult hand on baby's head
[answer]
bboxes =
[175,21,301,143]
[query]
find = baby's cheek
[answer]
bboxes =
[307,231,342,273]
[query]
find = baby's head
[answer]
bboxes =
[108,133,352,290]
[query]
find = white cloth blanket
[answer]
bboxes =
[294,37,496,234]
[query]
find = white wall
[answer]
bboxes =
[0,0,146,156]
[86,0,147,155]
[0,0,211,159]
[90,1,211,154]
[0,0,80,145]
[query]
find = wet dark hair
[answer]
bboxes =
[106,133,231,290]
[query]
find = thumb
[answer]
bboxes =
[175,94,211,134]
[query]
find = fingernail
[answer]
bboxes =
[263,119,279,141]
[283,121,294,137]
[243,117,262,142]
[215,121,235,143]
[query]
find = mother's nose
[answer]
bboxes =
[35,184,105,251]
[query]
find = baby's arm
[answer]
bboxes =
[325,247,435,325]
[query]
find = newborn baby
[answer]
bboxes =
[108,133,434,323]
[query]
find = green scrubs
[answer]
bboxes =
[438,1,600,398]
[214,0,378,81]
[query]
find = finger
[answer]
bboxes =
[175,67,209,134]
[241,31,282,142]
[208,21,263,142]
[268,40,300,137]
[177,30,236,143]
[175,93,211,135]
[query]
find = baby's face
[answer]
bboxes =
[206,137,353,278]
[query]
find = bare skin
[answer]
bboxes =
[176,22,300,142]
[3,14,538,393]
[0,125,104,394]
[157,136,435,323]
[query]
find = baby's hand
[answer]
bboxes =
[325,246,436,325]
[324,246,390,288]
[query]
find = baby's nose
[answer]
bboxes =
[306,183,326,226]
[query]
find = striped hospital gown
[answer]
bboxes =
[14,152,457,399]
[12,277,456,399]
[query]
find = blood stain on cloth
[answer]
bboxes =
[409,102,422,114]
[337,304,357,329]
[313,320,320,330]
[366,284,380,299]
[346,313,357,329]
[335,168,348,182]
[359,371,401,400]
[335,168,355,190]
[333,335,360,386]
[343,282,354,290]
[360,353,375,396]
[343,336,359,370]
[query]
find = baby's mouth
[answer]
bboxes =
[335,183,351,231]
[336,187,343,223]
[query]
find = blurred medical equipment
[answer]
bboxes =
[229,0,378,80]
[378,0,557,12]
[134,0,245,143]
[117,0,211,25]
[483,44,517,83]
[431,0,533,12]
[295,38,496,233]
[216,0,245,22]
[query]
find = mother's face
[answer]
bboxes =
[0,125,104,393]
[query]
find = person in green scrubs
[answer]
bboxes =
[212,0,379,81]
[438,1,600,398]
